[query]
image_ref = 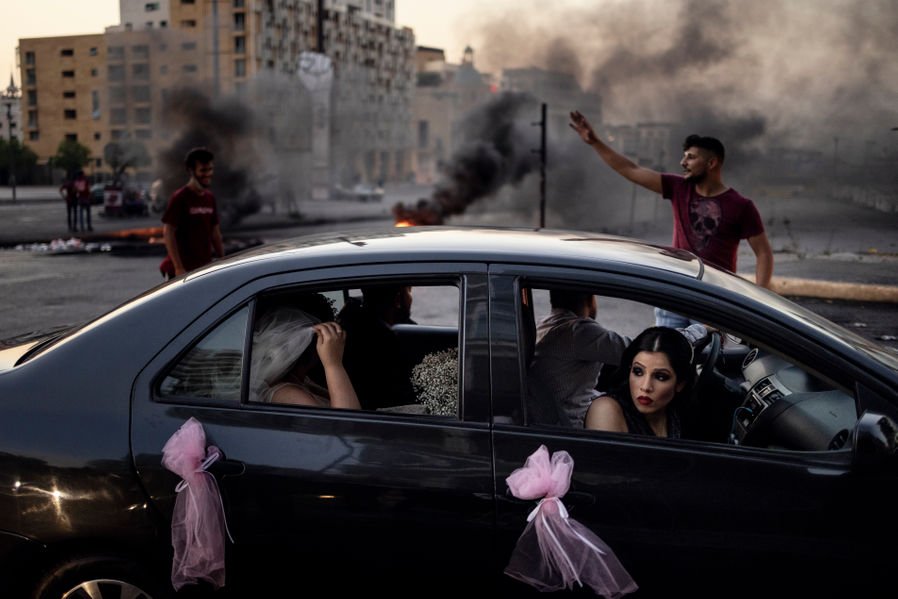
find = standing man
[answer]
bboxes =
[73,171,92,232]
[569,111,774,326]
[161,147,224,279]
[59,175,77,232]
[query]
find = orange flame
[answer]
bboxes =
[394,220,414,228]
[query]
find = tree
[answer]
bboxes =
[0,138,39,185]
[52,139,91,179]
[104,140,151,185]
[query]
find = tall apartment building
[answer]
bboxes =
[20,0,414,188]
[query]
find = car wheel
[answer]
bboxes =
[32,555,166,599]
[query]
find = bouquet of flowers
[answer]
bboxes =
[411,347,458,416]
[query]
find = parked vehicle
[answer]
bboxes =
[103,184,149,217]
[1,227,896,597]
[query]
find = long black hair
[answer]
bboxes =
[606,327,695,437]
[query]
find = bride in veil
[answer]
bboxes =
[250,306,360,410]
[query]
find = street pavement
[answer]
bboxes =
[1,183,896,349]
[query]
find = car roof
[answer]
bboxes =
[203,226,703,279]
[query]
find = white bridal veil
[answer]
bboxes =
[250,307,320,402]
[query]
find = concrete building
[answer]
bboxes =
[603,122,673,171]
[19,0,415,190]
[411,46,493,184]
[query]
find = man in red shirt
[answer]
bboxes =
[161,147,224,279]
[569,111,774,326]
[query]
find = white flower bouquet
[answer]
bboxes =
[411,347,458,416]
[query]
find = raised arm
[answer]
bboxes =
[570,110,663,194]
[314,322,361,410]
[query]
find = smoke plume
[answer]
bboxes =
[394,92,541,224]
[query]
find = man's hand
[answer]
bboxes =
[569,110,599,145]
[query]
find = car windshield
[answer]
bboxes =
[701,266,898,371]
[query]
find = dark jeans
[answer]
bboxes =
[78,204,92,231]
[67,203,78,231]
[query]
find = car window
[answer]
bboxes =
[248,283,460,418]
[158,305,249,401]
[521,283,859,452]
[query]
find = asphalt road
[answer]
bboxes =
[1,187,896,352]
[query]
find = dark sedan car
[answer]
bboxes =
[1,227,897,598]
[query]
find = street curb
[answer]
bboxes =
[763,276,898,304]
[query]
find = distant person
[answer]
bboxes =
[160,147,224,279]
[73,171,92,232]
[337,284,417,410]
[569,111,774,327]
[59,176,78,233]
[528,290,630,428]
[584,327,695,438]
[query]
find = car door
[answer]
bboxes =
[488,264,898,597]
[131,263,497,593]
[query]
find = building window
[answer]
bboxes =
[135,107,152,124]
[61,48,74,57]
[29,131,39,141]
[135,129,152,140]
[25,69,36,85]
[145,2,160,10]
[111,129,126,140]
[182,64,198,73]
[160,20,168,27]
[234,36,246,54]
[181,0,195,3]
[96,158,102,168]
[181,19,197,27]
[181,41,197,51]
[234,13,245,31]
[94,132,101,140]
[108,46,124,60]
[111,108,127,125]
[132,63,150,80]
[62,70,75,78]
[132,85,151,102]
[234,59,246,77]
[63,91,76,99]
[90,47,98,56]
[25,51,35,65]
[233,0,244,7]
[418,121,429,149]
[28,111,38,128]
[92,90,101,119]
[65,133,78,142]
[91,68,98,77]
[27,90,37,106]
[64,109,77,119]
[132,45,150,59]
[109,86,126,103]
[108,65,125,82]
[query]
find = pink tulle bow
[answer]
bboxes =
[162,417,232,590]
[504,445,638,598]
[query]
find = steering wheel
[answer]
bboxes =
[690,330,721,403]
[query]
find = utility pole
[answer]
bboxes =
[532,103,547,228]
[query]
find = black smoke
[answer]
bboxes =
[394,91,542,224]
[156,87,261,226]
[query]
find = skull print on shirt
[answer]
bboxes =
[687,197,722,252]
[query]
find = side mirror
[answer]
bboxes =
[852,411,898,469]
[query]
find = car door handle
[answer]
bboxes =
[207,458,246,479]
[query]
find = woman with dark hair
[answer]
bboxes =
[584,327,695,438]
